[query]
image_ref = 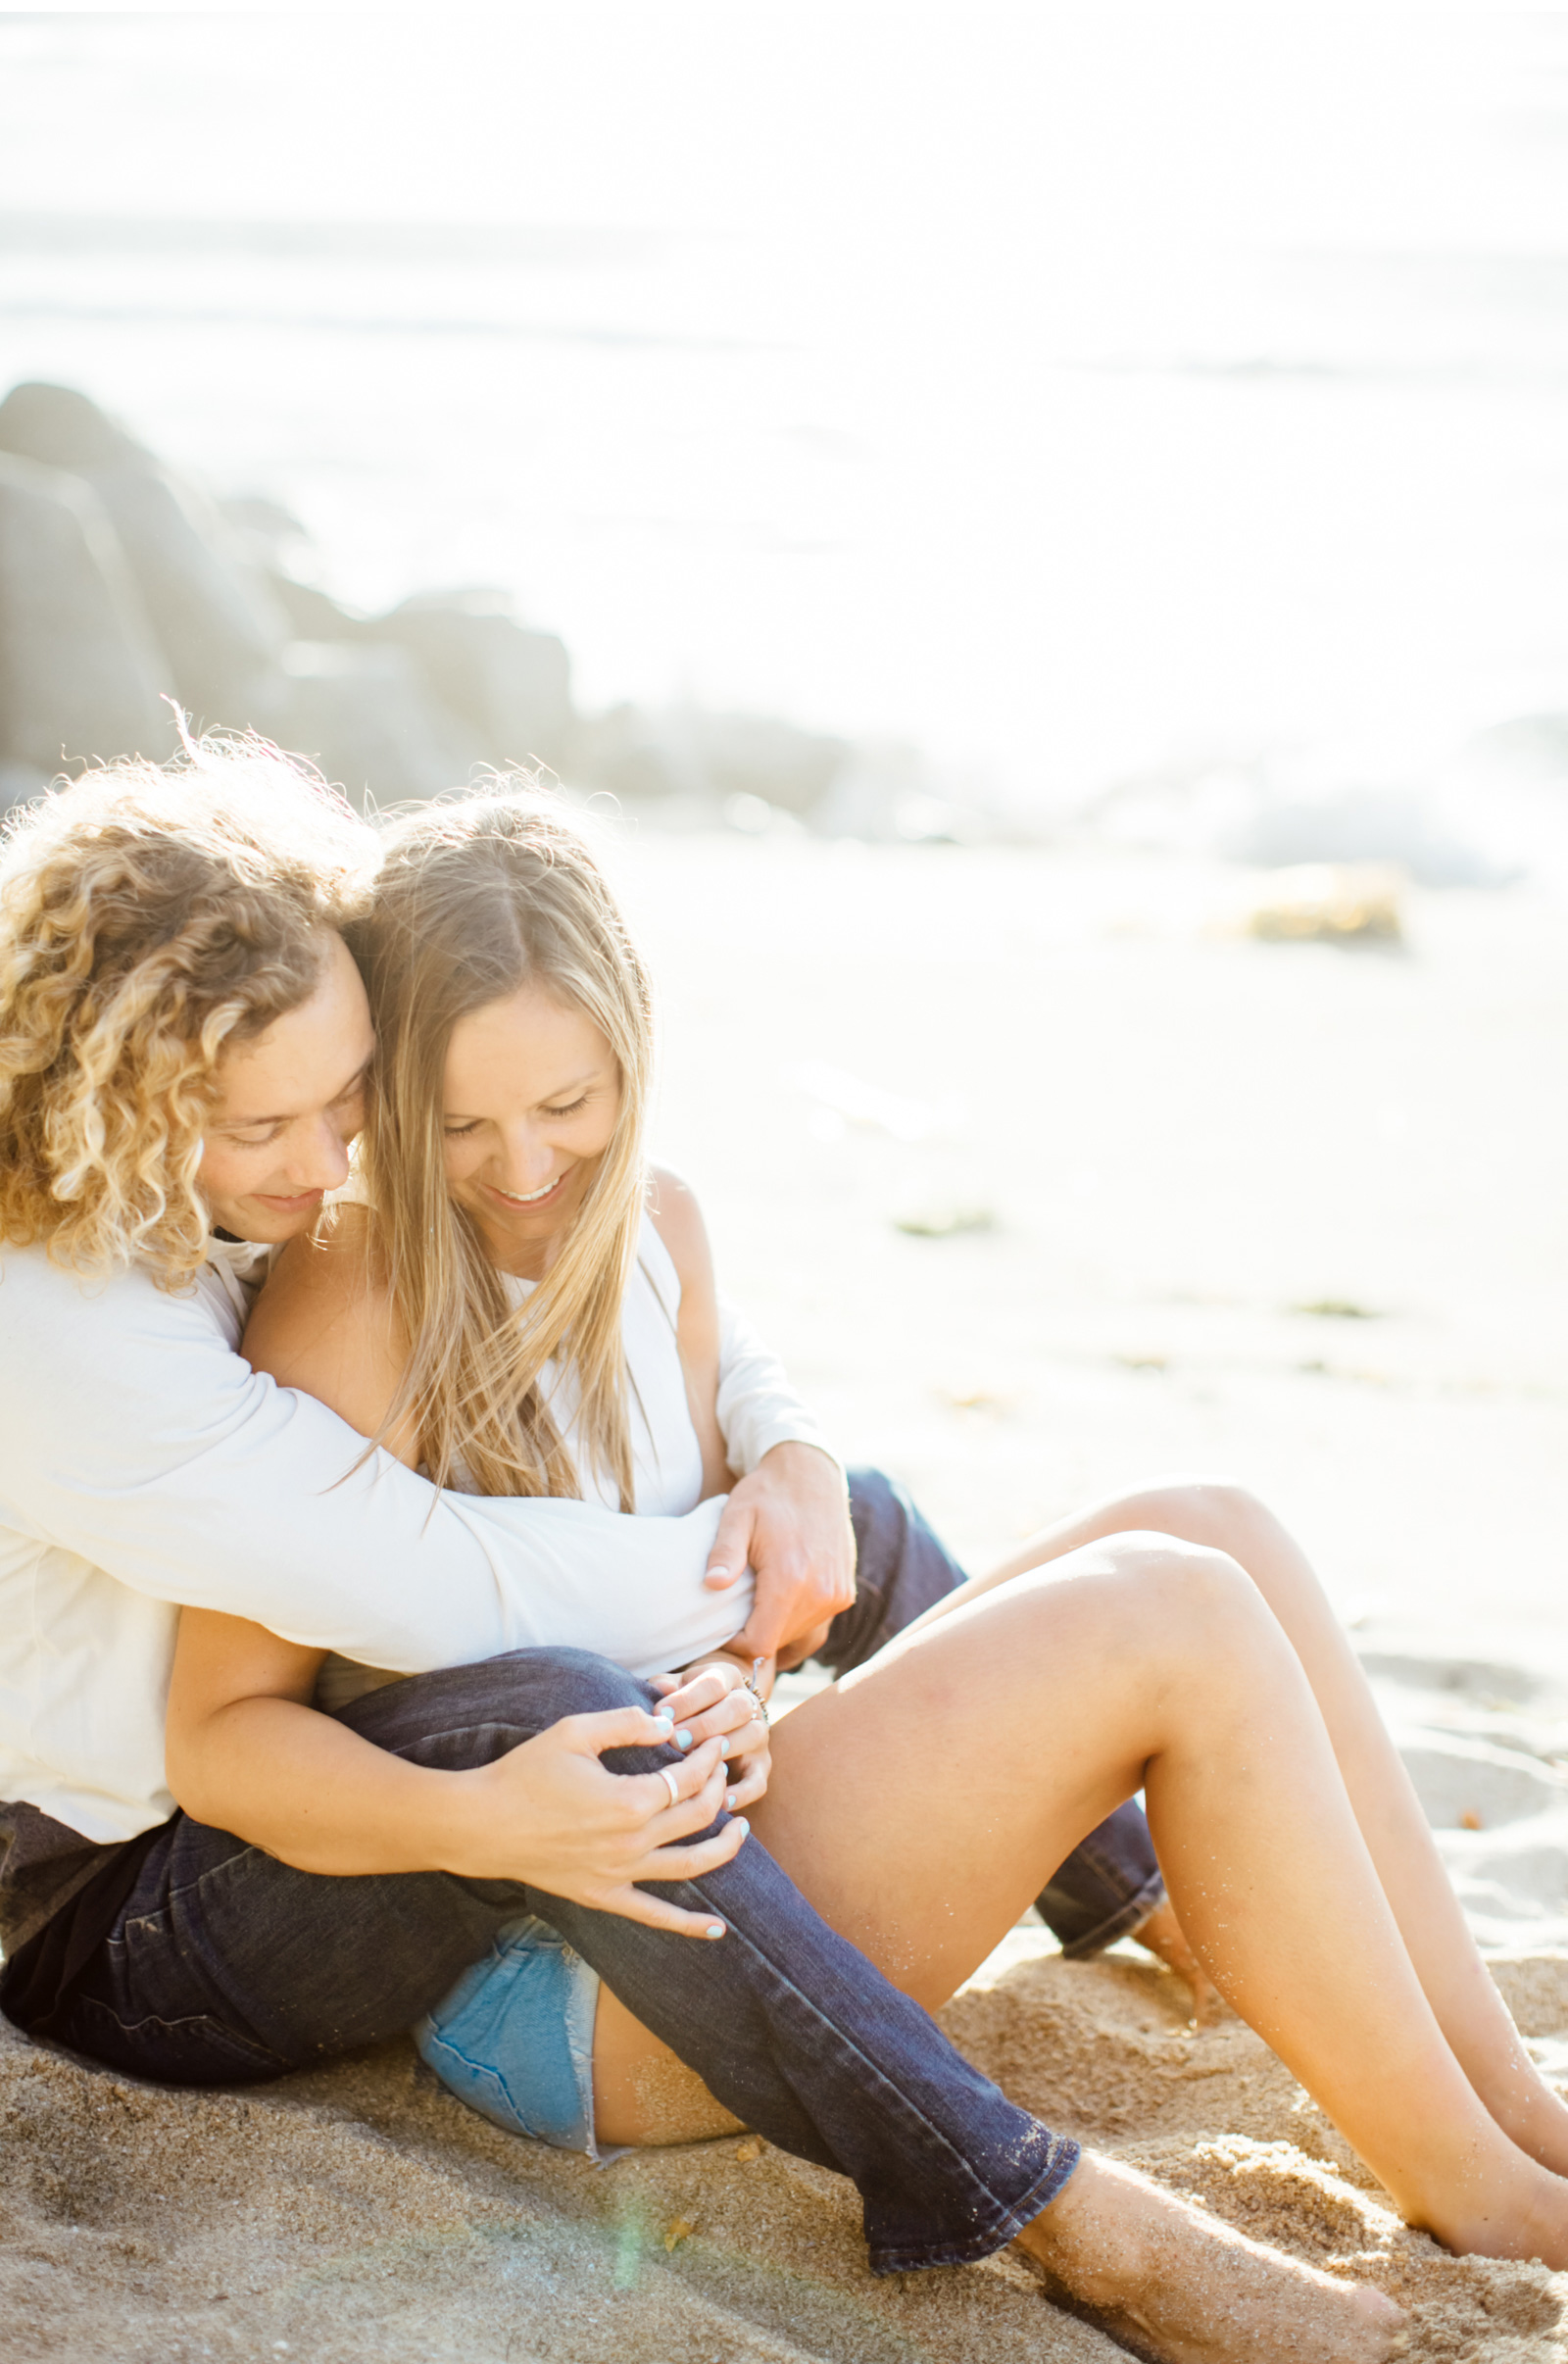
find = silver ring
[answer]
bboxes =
[659,1765,681,1807]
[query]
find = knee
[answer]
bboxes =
[482,1646,652,1721]
[1118,1475,1274,1553]
[1092,1531,1265,1652]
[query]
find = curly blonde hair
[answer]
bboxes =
[0,737,377,1289]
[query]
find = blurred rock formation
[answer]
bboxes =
[0,381,984,838]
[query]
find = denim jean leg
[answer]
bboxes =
[833,1467,1166,1955]
[49,1647,1078,2276]
[350,1650,1080,2272]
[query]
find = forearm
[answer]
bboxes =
[1,1254,747,1676]
[167,1695,489,1878]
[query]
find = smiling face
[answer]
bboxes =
[441,981,622,1278]
[200,932,375,1244]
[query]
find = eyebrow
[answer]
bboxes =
[214,1052,373,1134]
[443,1067,604,1122]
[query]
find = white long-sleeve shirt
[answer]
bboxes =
[0,1236,833,1849]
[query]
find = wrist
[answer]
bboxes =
[760,1439,841,1481]
[424,1759,517,1880]
[683,1647,774,1698]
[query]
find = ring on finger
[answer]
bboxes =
[659,1765,682,1807]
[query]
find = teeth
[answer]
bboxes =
[496,1175,561,1206]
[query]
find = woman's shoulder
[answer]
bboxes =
[242,1207,411,1447]
[247,1205,388,1333]
[643,1166,715,1300]
[642,1165,721,1354]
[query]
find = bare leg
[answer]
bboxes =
[956,1479,1568,2175]
[595,1539,1446,2360]
[593,1996,1408,2364]
[592,1979,741,2144]
[746,1537,1568,2272]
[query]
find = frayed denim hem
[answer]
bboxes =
[866,2134,1083,2276]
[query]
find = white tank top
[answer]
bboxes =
[503,1211,703,1516]
[314,1213,704,1712]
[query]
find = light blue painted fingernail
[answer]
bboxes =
[706,1923,726,1940]
[675,1727,694,1751]
[725,1790,739,1811]
[730,1818,750,1838]
[651,1711,674,1731]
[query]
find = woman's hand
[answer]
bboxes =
[456,1703,750,1938]
[651,1655,774,1812]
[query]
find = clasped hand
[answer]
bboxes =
[455,1659,768,1940]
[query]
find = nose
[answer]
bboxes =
[283,1112,353,1195]
[492,1123,556,1198]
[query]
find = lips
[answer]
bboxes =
[484,1171,567,1212]
[254,1188,325,1213]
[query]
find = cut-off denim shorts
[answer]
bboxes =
[416,1913,609,2159]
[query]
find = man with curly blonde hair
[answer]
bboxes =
[0,741,1169,2300]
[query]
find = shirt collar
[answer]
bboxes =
[205,1232,275,1286]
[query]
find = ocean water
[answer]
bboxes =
[5,8,1568,870]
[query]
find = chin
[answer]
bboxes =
[219,1205,319,1246]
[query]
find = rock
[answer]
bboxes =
[274,642,478,813]
[375,591,573,770]
[265,571,369,642]
[571,702,849,815]
[695,709,846,816]
[0,451,175,774]
[86,463,289,723]
[569,703,694,803]
[0,382,290,725]
[219,496,370,644]
[0,380,125,472]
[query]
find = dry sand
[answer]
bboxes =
[6,835,1568,2360]
[5,1930,1568,2362]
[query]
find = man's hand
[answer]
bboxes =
[704,1441,855,1666]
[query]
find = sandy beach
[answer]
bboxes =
[5,832,1568,2361]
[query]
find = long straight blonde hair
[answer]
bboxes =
[351,791,653,1506]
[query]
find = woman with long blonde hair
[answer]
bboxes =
[3,746,1189,2352]
[163,784,1568,2362]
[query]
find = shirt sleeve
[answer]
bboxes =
[0,1252,752,1681]
[714,1297,841,1477]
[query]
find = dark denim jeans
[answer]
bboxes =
[24,1467,1163,2274]
[45,1648,1079,2273]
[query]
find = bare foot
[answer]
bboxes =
[1477,2073,1568,2187]
[1431,2144,1568,2270]
[1015,2153,1407,2364]
[1131,1898,1223,2029]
